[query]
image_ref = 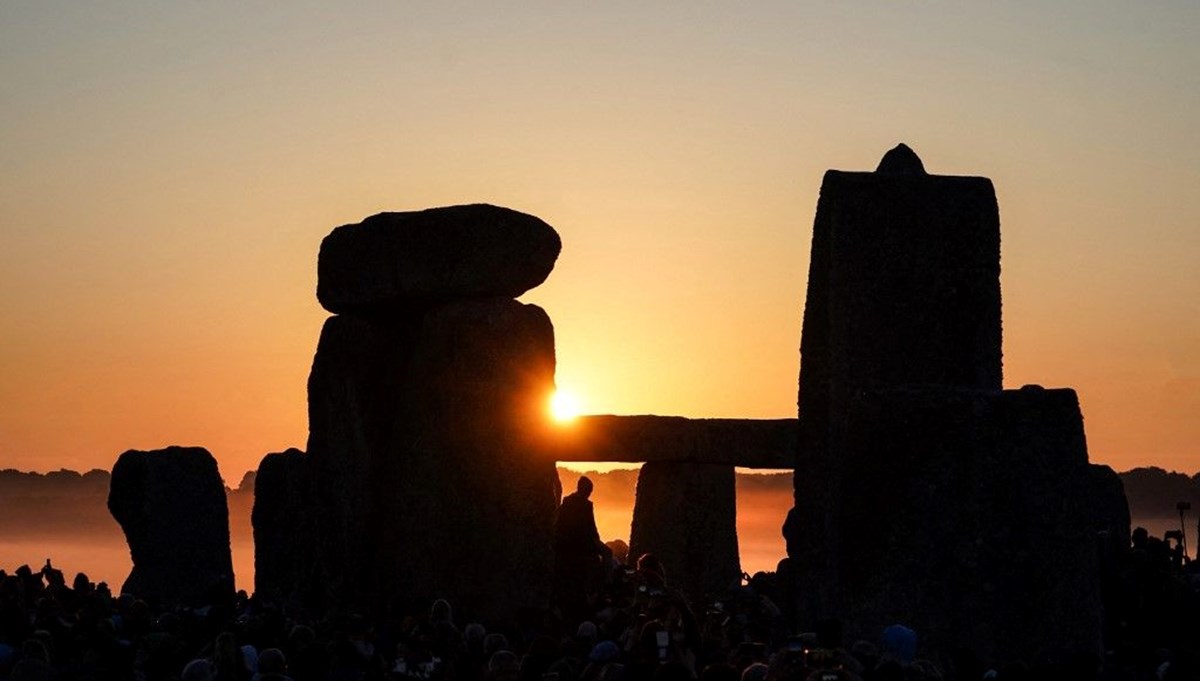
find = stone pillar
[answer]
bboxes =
[251,448,313,605]
[832,386,1102,664]
[297,298,558,619]
[791,144,1002,620]
[252,204,563,621]
[108,446,234,607]
[629,462,740,601]
[373,297,559,618]
[303,313,414,611]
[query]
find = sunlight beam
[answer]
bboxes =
[549,389,582,424]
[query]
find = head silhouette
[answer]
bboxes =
[1132,526,1149,549]
[577,476,594,499]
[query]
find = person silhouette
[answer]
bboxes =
[553,476,610,622]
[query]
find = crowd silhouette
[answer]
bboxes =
[0,522,1198,681]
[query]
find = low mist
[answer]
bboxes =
[2,466,1194,593]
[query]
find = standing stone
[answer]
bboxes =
[107,446,234,607]
[799,144,1001,402]
[251,448,312,604]
[317,204,562,315]
[304,313,415,609]
[834,387,1102,664]
[792,145,1002,619]
[301,298,559,618]
[787,146,1111,664]
[391,298,559,617]
[630,462,740,601]
[252,203,565,619]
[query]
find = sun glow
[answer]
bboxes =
[549,389,582,424]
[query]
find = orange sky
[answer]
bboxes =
[1,3,1197,482]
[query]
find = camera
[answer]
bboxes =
[1177,501,1191,511]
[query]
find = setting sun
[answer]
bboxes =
[549,389,582,424]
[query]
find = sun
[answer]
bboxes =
[548,388,582,424]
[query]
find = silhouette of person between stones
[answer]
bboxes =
[553,476,611,623]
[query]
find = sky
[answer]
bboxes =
[1,2,1197,483]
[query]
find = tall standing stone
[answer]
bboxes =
[108,446,234,607]
[797,143,1001,446]
[300,298,558,619]
[787,146,1114,664]
[251,448,313,604]
[303,313,409,609]
[792,144,1002,618]
[377,298,558,616]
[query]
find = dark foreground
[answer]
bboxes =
[1,529,1198,681]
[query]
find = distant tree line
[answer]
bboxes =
[1121,467,1200,517]
[2,465,1196,536]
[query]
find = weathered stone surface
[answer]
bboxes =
[818,387,1101,665]
[304,313,409,609]
[300,298,558,619]
[791,147,1003,624]
[785,148,1111,665]
[251,448,312,603]
[389,298,558,618]
[630,462,740,601]
[107,446,234,607]
[796,150,1001,460]
[537,415,797,468]
[798,157,1002,415]
[317,204,562,314]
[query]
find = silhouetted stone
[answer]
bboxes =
[791,145,1002,619]
[317,204,562,314]
[251,448,311,603]
[107,446,234,607]
[303,313,404,607]
[537,415,797,468]
[798,149,1001,413]
[831,387,1101,664]
[302,298,558,618]
[785,147,1113,665]
[392,298,558,618]
[629,462,740,600]
[875,143,926,174]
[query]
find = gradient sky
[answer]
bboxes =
[2,2,1197,482]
